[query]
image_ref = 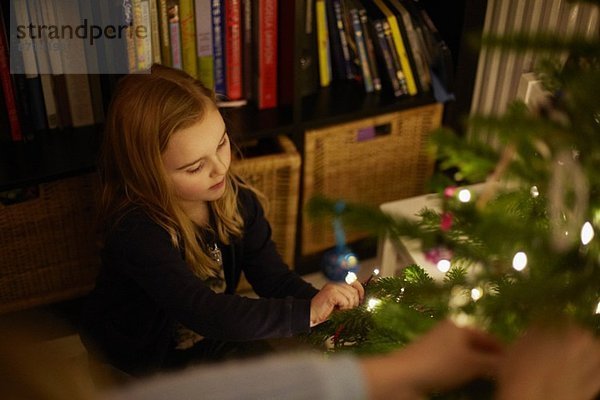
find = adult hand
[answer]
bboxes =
[361,320,503,400]
[496,321,600,400]
[309,281,364,327]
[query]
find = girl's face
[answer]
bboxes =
[162,107,231,207]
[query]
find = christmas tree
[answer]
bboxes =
[306,1,599,398]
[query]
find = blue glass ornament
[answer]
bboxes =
[321,202,361,282]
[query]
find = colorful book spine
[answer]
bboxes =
[254,0,277,109]
[212,0,226,96]
[382,20,408,95]
[179,0,198,78]
[133,0,153,71]
[150,0,162,64]
[373,0,417,95]
[168,0,182,69]
[348,5,373,92]
[373,20,403,97]
[241,0,253,99]
[332,0,354,80]
[315,0,331,87]
[225,0,242,100]
[158,0,172,67]
[195,0,214,89]
[358,5,381,91]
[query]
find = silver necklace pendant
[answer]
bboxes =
[209,242,223,266]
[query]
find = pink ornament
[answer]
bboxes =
[424,246,453,264]
[440,212,454,232]
[444,186,457,198]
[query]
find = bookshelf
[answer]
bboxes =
[0,0,487,308]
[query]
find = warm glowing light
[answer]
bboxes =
[581,221,594,245]
[458,189,472,203]
[512,251,528,271]
[471,287,483,301]
[530,186,539,198]
[367,298,381,311]
[595,300,600,314]
[346,255,358,266]
[345,272,358,284]
[373,268,380,276]
[437,259,451,273]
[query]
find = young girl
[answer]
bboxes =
[80,64,364,377]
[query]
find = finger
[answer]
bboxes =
[350,280,365,302]
[338,284,360,308]
[332,286,356,309]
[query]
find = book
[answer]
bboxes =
[325,0,344,80]
[277,0,296,105]
[241,0,252,99]
[12,0,47,134]
[252,0,278,109]
[195,0,214,88]
[332,0,354,80]
[297,0,318,97]
[168,0,183,69]
[53,0,95,127]
[180,0,198,78]
[133,0,153,71]
[371,19,405,97]
[225,0,242,100]
[27,0,58,129]
[149,0,162,64]
[0,6,23,141]
[372,0,417,95]
[357,1,381,91]
[40,0,72,128]
[406,1,453,93]
[158,0,172,66]
[77,0,105,123]
[212,0,226,96]
[346,0,374,92]
[315,0,332,87]
[361,0,407,97]
[386,0,430,92]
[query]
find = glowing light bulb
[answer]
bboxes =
[530,186,539,198]
[373,268,380,276]
[581,221,594,245]
[471,287,483,301]
[595,300,600,315]
[512,251,528,271]
[458,189,472,203]
[345,272,358,284]
[437,259,451,273]
[367,298,381,311]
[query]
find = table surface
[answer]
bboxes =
[377,184,486,280]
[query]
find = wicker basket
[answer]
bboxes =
[232,135,301,270]
[301,103,443,255]
[0,174,101,313]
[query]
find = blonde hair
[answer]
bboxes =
[100,64,257,279]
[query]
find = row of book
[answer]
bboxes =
[313,0,453,98]
[0,0,281,143]
[0,0,452,143]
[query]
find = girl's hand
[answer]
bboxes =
[309,281,364,327]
